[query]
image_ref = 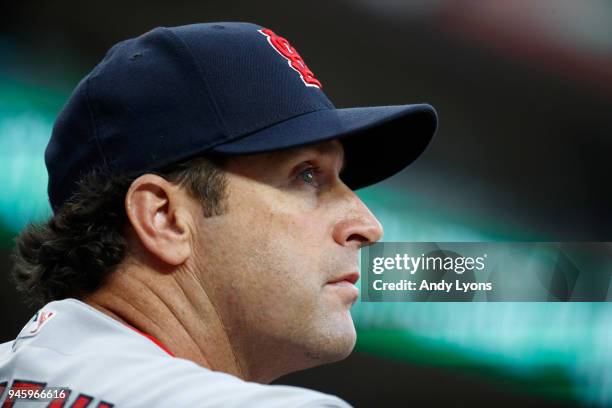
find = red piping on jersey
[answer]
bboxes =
[125,325,175,357]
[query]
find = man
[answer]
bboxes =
[1,22,437,407]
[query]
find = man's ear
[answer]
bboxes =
[124,174,192,266]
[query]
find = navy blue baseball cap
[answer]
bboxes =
[46,22,437,213]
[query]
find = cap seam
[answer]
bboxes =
[50,75,111,207]
[215,106,333,146]
[85,74,110,171]
[162,27,229,138]
[227,104,331,137]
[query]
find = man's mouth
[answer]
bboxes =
[327,272,360,286]
[326,272,360,302]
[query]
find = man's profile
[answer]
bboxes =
[1,22,437,407]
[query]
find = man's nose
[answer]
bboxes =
[332,190,384,249]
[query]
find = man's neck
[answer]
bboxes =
[83,264,245,380]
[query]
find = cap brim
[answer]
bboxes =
[211,104,438,190]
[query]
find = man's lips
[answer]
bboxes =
[327,272,360,286]
[326,272,360,302]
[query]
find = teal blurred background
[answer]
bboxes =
[2,1,612,407]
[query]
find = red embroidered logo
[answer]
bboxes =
[259,28,322,89]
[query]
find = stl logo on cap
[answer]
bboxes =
[259,28,322,89]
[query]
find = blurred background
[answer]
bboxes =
[1,0,611,407]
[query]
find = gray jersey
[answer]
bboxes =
[0,299,352,407]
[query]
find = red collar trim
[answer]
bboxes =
[125,325,175,357]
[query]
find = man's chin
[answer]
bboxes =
[302,320,357,365]
[264,323,356,382]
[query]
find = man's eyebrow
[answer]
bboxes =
[290,143,346,174]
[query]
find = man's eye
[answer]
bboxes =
[298,167,319,188]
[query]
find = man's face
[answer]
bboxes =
[191,139,383,381]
